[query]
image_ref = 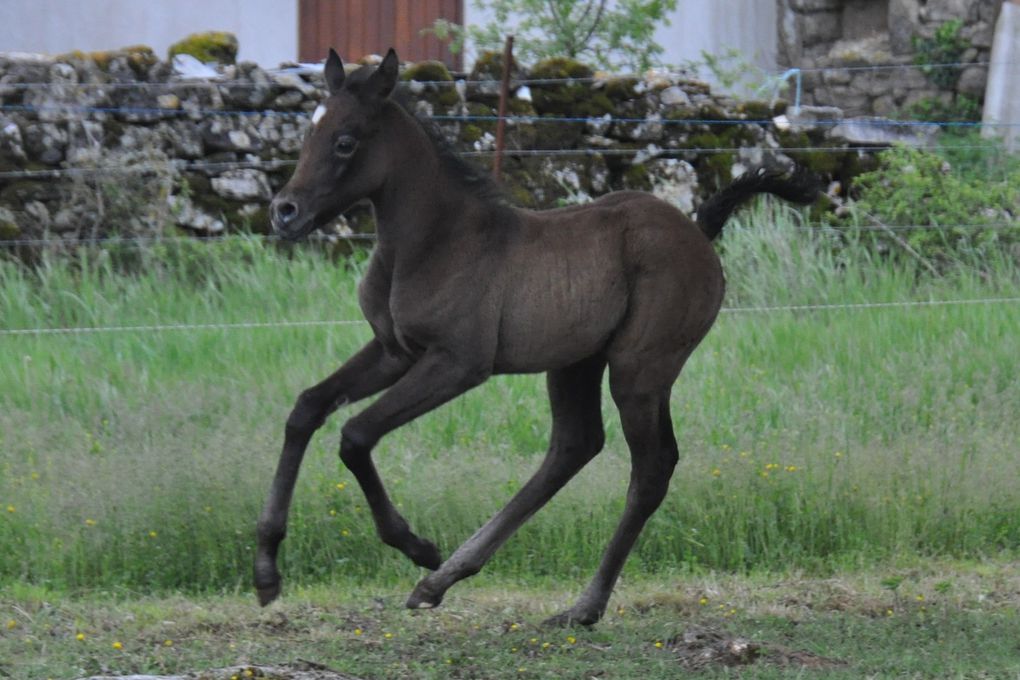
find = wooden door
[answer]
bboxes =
[299,0,463,69]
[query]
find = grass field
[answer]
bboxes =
[4,563,1020,678]
[1,203,1019,677]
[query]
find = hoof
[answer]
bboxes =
[256,580,281,607]
[405,578,445,610]
[254,556,282,607]
[542,609,599,628]
[408,537,443,571]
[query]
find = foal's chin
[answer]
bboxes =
[274,220,319,242]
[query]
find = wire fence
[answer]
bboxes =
[6,143,1012,181]
[1,218,1018,251]
[3,296,1019,337]
[3,101,1015,131]
[0,58,1011,90]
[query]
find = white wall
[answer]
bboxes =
[464,0,776,86]
[0,0,299,67]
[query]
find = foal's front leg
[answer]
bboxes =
[338,348,489,568]
[255,339,410,606]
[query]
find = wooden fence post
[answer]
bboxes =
[493,35,514,181]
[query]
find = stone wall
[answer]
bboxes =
[777,0,1001,116]
[0,48,915,245]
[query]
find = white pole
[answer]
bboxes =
[982,0,1020,151]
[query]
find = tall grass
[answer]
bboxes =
[1,206,1018,594]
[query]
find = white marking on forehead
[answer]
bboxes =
[311,103,328,127]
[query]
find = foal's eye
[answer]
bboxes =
[334,135,358,157]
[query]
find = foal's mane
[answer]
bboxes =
[391,92,509,205]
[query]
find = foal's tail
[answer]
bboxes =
[696,167,819,241]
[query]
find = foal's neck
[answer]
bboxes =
[369,103,479,266]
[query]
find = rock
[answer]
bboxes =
[956,65,988,98]
[169,194,226,233]
[0,206,19,238]
[0,119,27,166]
[799,10,842,47]
[211,169,272,201]
[650,158,698,213]
[224,62,276,108]
[201,118,262,154]
[272,71,318,97]
[168,31,239,65]
[659,86,692,107]
[21,123,68,165]
[829,116,939,147]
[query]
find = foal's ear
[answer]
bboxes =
[366,48,399,101]
[324,48,346,94]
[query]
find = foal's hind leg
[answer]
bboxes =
[545,366,682,626]
[406,356,607,610]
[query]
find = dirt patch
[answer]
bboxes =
[78,661,364,680]
[667,626,844,671]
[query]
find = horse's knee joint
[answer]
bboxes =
[286,390,327,434]
[339,424,376,466]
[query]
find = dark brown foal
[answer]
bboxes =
[254,48,818,625]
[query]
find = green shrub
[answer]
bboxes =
[845,144,1020,266]
[912,20,969,89]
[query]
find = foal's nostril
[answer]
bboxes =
[272,199,300,226]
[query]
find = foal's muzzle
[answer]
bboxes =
[270,196,310,240]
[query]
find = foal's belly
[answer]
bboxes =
[492,252,627,374]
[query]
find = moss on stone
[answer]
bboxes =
[57,45,156,73]
[460,124,484,144]
[401,60,453,82]
[621,162,652,190]
[471,51,514,81]
[168,32,239,65]
[602,77,640,101]
[736,100,773,120]
[507,98,537,116]
[529,57,607,117]
[0,215,20,240]
[529,57,594,81]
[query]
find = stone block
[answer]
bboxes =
[799,11,843,47]
[888,0,921,54]
[956,65,988,98]
[211,169,272,201]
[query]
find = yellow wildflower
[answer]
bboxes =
[5,505,14,513]
[164,639,173,647]
[76,632,86,641]
[6,619,16,630]
[711,468,721,477]
[85,519,97,526]
[566,635,576,644]
[699,597,709,606]
[353,628,362,636]
[383,632,394,639]
[148,530,158,538]
[335,482,347,491]
[112,641,123,650]
[654,641,664,649]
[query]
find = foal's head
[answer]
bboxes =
[271,49,400,240]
